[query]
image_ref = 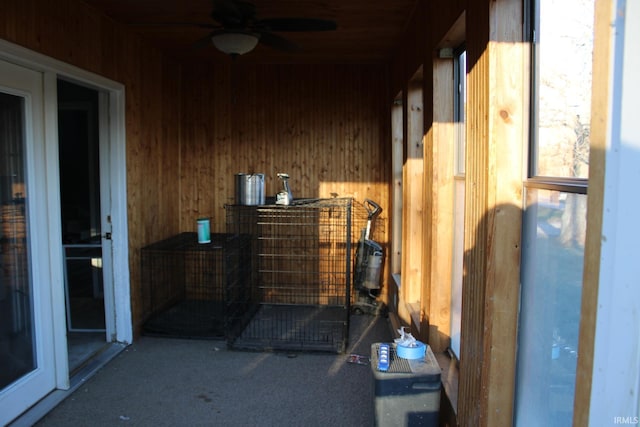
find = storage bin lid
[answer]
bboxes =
[370,343,441,382]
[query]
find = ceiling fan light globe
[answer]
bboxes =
[211,32,260,55]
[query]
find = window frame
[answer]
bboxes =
[454,45,466,177]
[526,0,591,189]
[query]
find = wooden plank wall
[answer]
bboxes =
[179,61,391,261]
[1,0,183,332]
[390,0,525,425]
[466,1,525,425]
[2,0,392,335]
[457,0,491,422]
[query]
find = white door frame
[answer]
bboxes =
[588,0,640,423]
[99,92,118,338]
[0,40,132,387]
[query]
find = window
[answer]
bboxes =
[514,0,594,425]
[450,47,466,359]
[390,94,403,311]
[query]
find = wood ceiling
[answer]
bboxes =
[81,0,418,64]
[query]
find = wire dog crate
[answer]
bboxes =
[140,232,252,339]
[225,198,354,353]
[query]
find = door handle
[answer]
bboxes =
[103,232,112,240]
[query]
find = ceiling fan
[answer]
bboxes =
[189,0,338,57]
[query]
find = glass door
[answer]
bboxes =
[0,60,57,425]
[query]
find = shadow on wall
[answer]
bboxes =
[460,198,586,425]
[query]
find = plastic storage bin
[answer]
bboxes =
[371,343,441,426]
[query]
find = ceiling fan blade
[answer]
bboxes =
[257,31,300,52]
[212,0,255,27]
[254,18,337,32]
[129,21,219,29]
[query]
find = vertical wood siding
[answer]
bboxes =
[2,1,392,334]
[458,2,491,420]
[2,0,185,332]
[3,1,554,426]
[392,1,525,425]
[457,1,526,426]
[179,61,391,247]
